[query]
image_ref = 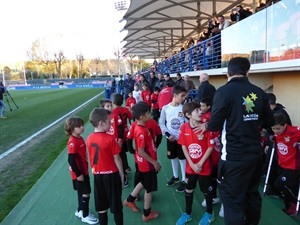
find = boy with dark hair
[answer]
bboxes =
[123,102,162,222]
[141,82,152,106]
[100,98,113,111]
[86,108,124,225]
[151,86,160,122]
[271,113,300,216]
[64,117,98,225]
[159,85,187,192]
[176,102,215,225]
[125,91,136,111]
[112,94,133,182]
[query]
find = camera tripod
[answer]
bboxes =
[4,90,19,111]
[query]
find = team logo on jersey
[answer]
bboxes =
[284,136,290,142]
[107,125,114,135]
[188,143,202,159]
[178,112,183,117]
[170,118,181,129]
[69,143,74,148]
[139,134,144,139]
[277,142,288,155]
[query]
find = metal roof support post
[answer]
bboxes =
[164,36,166,57]
[171,29,174,53]
[158,41,161,61]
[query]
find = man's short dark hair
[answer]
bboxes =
[113,94,123,106]
[132,102,150,120]
[267,93,276,105]
[227,57,250,76]
[172,85,187,95]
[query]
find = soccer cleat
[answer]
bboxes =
[81,213,99,225]
[124,199,140,212]
[285,203,297,216]
[0,116,7,119]
[201,196,220,207]
[199,212,215,225]
[219,204,224,217]
[75,210,83,219]
[176,213,192,225]
[166,176,180,186]
[142,210,159,222]
[176,181,186,193]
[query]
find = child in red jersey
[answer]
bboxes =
[126,91,137,111]
[141,82,152,106]
[176,102,215,225]
[112,94,133,182]
[151,87,160,122]
[271,113,300,216]
[123,102,162,222]
[86,108,124,225]
[158,82,173,110]
[64,117,99,225]
[200,97,222,216]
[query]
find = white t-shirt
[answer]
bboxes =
[133,90,142,102]
[159,103,185,140]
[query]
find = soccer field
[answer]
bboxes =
[0,88,103,222]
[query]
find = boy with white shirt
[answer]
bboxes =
[159,85,187,192]
[133,83,142,103]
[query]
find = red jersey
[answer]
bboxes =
[110,112,122,139]
[112,107,133,141]
[126,97,136,109]
[158,87,173,110]
[133,124,157,172]
[201,111,211,123]
[141,90,151,106]
[128,119,162,142]
[86,132,121,174]
[178,122,214,175]
[151,93,159,110]
[67,135,89,180]
[274,125,300,171]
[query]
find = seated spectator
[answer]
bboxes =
[187,37,195,48]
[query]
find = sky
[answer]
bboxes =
[0,0,129,64]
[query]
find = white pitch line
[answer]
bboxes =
[0,91,104,160]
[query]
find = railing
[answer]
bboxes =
[155,0,299,74]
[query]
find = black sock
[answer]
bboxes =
[77,191,82,212]
[127,194,136,202]
[114,211,124,225]
[204,194,213,214]
[185,191,193,215]
[81,196,90,217]
[99,212,108,225]
[143,207,151,217]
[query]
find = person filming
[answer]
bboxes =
[0,82,7,119]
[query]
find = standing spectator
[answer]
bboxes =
[180,75,195,91]
[155,72,165,89]
[111,78,116,94]
[117,78,123,95]
[267,93,292,126]
[148,72,159,93]
[199,57,275,225]
[64,117,99,225]
[104,80,111,99]
[0,82,7,119]
[175,73,184,86]
[198,73,216,103]
[123,73,135,100]
[163,73,176,87]
[230,5,250,23]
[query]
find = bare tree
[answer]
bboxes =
[76,53,84,78]
[54,51,65,78]
[94,57,101,76]
[125,54,135,75]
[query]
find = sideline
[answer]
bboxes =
[0,91,104,160]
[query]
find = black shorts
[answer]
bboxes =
[166,139,185,160]
[72,175,91,195]
[152,109,160,118]
[93,172,123,213]
[185,173,214,195]
[140,169,158,193]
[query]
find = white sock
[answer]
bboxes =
[179,159,186,181]
[171,158,179,178]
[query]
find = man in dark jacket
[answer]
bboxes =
[148,71,159,92]
[267,93,292,125]
[122,73,135,99]
[198,73,216,102]
[200,57,274,225]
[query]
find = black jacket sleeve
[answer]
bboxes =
[127,138,135,154]
[68,154,81,177]
[155,134,162,148]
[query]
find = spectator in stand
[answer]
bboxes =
[175,73,184,86]
[230,5,250,23]
[211,15,231,68]
[155,72,165,89]
[158,82,173,111]
[163,73,176,87]
[187,37,195,48]
[180,75,195,91]
[198,73,216,103]
[148,71,159,93]
[123,73,135,100]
